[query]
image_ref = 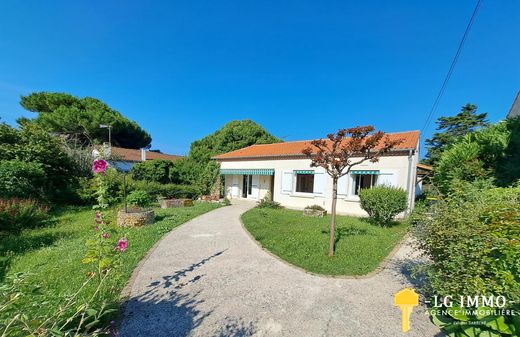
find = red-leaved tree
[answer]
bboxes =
[302,126,402,257]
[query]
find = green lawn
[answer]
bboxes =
[0,201,221,322]
[241,208,408,276]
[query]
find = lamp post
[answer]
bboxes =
[99,124,112,145]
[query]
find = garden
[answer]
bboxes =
[0,93,283,336]
[242,206,408,275]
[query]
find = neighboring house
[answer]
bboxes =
[416,163,433,197]
[507,91,520,119]
[108,146,182,172]
[213,130,421,216]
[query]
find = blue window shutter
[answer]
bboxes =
[281,171,293,194]
[313,171,326,195]
[337,174,348,196]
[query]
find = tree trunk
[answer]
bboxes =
[329,177,338,257]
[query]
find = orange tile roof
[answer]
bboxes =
[111,146,182,162]
[213,131,420,160]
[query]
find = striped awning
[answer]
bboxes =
[220,169,274,175]
[351,170,380,175]
[294,170,314,174]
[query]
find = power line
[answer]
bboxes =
[421,0,483,135]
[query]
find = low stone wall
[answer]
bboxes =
[117,209,155,227]
[159,198,193,209]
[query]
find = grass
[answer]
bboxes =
[0,201,221,322]
[241,207,408,276]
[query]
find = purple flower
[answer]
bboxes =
[92,159,108,174]
[102,232,110,239]
[115,238,128,252]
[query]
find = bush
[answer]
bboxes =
[433,118,520,194]
[0,160,45,199]
[0,123,79,202]
[130,159,176,184]
[126,190,152,207]
[256,192,283,209]
[0,198,49,231]
[359,186,407,225]
[128,180,200,200]
[304,204,325,211]
[412,185,520,336]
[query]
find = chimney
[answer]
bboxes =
[141,148,146,161]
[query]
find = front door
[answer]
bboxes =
[242,175,249,198]
[242,175,259,199]
[249,175,259,199]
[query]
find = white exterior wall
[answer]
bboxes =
[220,151,418,216]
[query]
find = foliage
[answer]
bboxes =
[256,192,283,209]
[0,198,49,232]
[130,159,176,184]
[424,104,489,166]
[188,120,282,163]
[433,118,520,194]
[0,123,78,202]
[242,207,408,275]
[359,186,407,225]
[0,210,127,336]
[126,190,152,207]
[304,205,326,211]
[412,185,520,336]
[0,203,221,333]
[301,126,403,256]
[129,180,199,200]
[222,198,231,206]
[20,92,152,149]
[177,120,281,196]
[0,160,45,199]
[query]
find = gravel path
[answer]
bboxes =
[121,202,441,337]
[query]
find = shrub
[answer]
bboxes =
[433,118,520,194]
[256,192,283,209]
[128,180,199,200]
[0,123,79,201]
[130,159,176,184]
[359,186,407,225]
[304,204,325,211]
[0,198,49,231]
[412,185,520,336]
[222,198,231,206]
[0,160,45,199]
[126,190,152,207]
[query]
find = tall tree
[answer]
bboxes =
[189,120,282,163]
[302,126,402,257]
[424,104,489,165]
[177,120,282,195]
[20,92,152,149]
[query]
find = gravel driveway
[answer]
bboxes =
[120,202,441,337]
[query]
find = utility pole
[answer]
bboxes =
[99,124,112,146]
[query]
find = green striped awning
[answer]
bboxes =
[220,169,274,175]
[351,170,380,175]
[294,170,314,174]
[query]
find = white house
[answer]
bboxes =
[213,130,421,216]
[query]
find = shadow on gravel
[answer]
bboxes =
[121,250,257,337]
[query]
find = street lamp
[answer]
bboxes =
[99,124,112,145]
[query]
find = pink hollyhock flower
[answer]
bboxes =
[115,238,128,252]
[92,159,108,174]
[95,226,100,231]
[102,232,109,239]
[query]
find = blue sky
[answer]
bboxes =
[0,1,518,155]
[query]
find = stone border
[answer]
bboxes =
[239,212,409,280]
